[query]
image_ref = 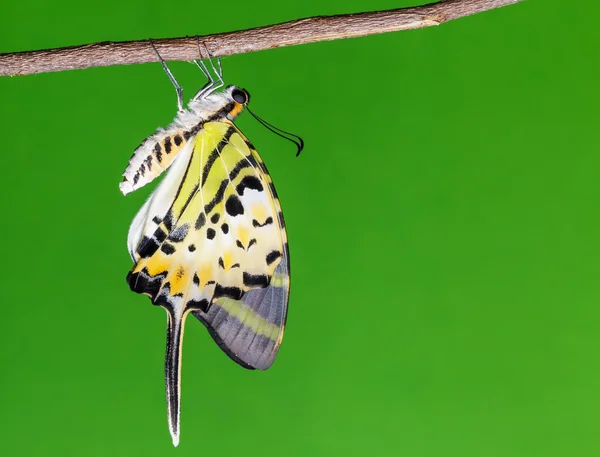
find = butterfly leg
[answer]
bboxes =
[149,39,184,113]
[192,38,224,100]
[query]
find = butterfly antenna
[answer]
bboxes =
[149,39,184,112]
[247,107,304,157]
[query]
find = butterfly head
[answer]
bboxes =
[225,85,250,120]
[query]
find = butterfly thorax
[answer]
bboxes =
[120,86,247,195]
[188,86,246,122]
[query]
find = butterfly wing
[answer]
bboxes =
[191,128,290,370]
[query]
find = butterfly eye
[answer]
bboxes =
[232,88,249,104]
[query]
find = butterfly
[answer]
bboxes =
[120,43,301,446]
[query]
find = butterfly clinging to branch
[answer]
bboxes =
[119,40,302,446]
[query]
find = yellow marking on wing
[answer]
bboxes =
[215,298,280,341]
[143,258,171,277]
[220,143,246,172]
[228,131,248,153]
[170,265,188,295]
[252,204,267,222]
[198,264,213,288]
[202,122,230,148]
[237,226,249,248]
[270,273,289,288]
[222,251,234,271]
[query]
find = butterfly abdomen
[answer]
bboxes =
[120,123,202,195]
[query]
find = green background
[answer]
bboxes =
[1,0,599,455]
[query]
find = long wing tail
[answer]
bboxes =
[164,308,187,447]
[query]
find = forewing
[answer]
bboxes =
[192,128,290,370]
[126,121,290,369]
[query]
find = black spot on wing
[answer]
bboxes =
[193,273,200,286]
[243,272,270,288]
[236,175,264,196]
[248,239,257,249]
[174,134,183,146]
[155,228,167,243]
[225,195,244,217]
[164,136,172,154]
[252,217,273,228]
[211,213,220,224]
[195,212,206,230]
[207,228,216,240]
[221,223,229,234]
[214,284,243,300]
[161,243,175,255]
[187,299,209,313]
[188,244,196,252]
[266,250,282,265]
[218,257,225,269]
[137,236,158,258]
[127,267,167,299]
[163,211,175,231]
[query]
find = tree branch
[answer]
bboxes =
[0,0,521,77]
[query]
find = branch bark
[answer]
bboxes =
[0,0,522,77]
